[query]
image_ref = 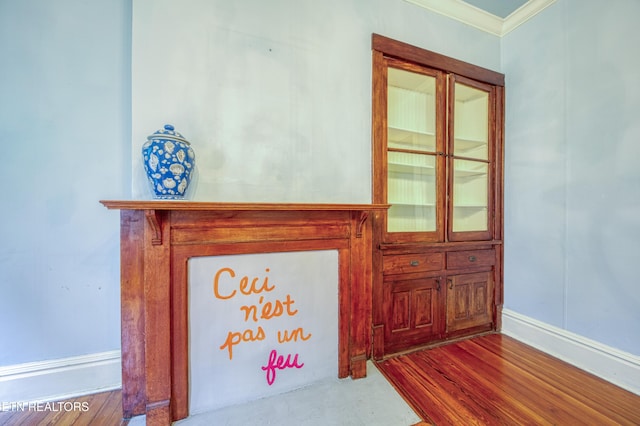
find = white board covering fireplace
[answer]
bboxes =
[188,251,339,414]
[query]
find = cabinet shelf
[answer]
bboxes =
[389,126,436,152]
[389,162,436,176]
[455,136,485,145]
[453,205,487,210]
[388,202,436,208]
[454,169,486,179]
[454,137,487,156]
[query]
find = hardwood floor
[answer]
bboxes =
[377,333,640,425]
[3,334,638,425]
[0,390,127,426]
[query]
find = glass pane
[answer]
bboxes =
[388,68,436,152]
[454,83,488,160]
[387,151,436,232]
[452,159,488,232]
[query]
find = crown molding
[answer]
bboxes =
[502,0,557,35]
[404,0,557,37]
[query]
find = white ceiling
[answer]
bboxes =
[404,0,556,36]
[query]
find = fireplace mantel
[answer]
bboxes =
[101,200,388,425]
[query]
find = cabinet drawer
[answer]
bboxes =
[383,253,444,275]
[446,250,495,269]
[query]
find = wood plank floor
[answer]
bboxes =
[3,334,638,425]
[377,333,640,425]
[0,390,127,426]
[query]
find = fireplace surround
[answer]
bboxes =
[100,201,387,424]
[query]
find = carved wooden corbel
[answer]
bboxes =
[356,211,368,238]
[145,210,162,245]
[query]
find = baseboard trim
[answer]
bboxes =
[502,309,640,395]
[0,351,122,402]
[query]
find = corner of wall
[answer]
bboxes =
[502,309,640,396]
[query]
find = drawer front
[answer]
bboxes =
[383,253,444,275]
[446,249,495,269]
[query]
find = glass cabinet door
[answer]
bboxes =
[449,77,493,240]
[386,66,441,237]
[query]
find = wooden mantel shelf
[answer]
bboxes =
[100,200,388,211]
[102,200,388,425]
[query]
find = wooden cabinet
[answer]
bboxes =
[446,271,493,333]
[383,274,445,354]
[371,34,505,358]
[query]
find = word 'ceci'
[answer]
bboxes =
[213,267,275,300]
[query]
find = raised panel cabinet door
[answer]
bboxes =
[383,276,444,354]
[446,271,493,333]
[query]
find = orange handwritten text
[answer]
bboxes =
[219,326,266,360]
[261,349,304,385]
[277,327,312,343]
[240,294,298,322]
[213,267,275,300]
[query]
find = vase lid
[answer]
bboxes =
[147,124,189,144]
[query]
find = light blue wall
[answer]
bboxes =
[502,0,640,355]
[0,1,131,364]
[131,0,501,202]
[9,0,637,377]
[0,0,500,369]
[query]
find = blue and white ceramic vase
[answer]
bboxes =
[142,124,196,199]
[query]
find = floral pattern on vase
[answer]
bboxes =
[142,124,195,199]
